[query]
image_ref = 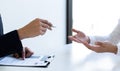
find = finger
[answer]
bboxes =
[45,22,53,30]
[72,29,80,33]
[40,26,47,34]
[40,19,53,27]
[41,23,52,30]
[95,41,103,46]
[68,36,82,43]
[83,43,99,51]
[80,39,100,50]
[80,40,91,48]
[46,22,53,27]
[41,22,52,30]
[26,51,34,58]
[40,30,46,35]
[25,47,34,58]
[42,28,47,32]
[41,23,48,28]
[40,19,49,24]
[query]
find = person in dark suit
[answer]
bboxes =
[0,14,53,59]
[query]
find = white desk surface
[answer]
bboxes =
[0,43,120,71]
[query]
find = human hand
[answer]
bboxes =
[18,18,53,40]
[80,40,117,54]
[68,29,90,43]
[68,29,117,54]
[13,47,34,59]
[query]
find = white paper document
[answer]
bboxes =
[0,55,54,67]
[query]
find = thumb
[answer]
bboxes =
[95,41,103,46]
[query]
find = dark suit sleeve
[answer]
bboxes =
[0,30,23,57]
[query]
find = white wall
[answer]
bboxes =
[73,0,120,36]
[0,0,66,55]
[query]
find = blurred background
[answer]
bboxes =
[72,0,120,71]
[0,0,67,55]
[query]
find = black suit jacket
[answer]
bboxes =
[0,15,23,57]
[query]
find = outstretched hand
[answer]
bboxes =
[69,29,117,54]
[68,29,90,43]
[18,18,53,40]
[81,40,117,54]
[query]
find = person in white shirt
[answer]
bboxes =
[69,19,120,55]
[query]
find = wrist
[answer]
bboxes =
[87,36,90,44]
[17,28,25,40]
[116,43,120,55]
[112,45,118,54]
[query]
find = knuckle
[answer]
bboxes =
[35,18,40,20]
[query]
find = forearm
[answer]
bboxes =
[17,28,26,40]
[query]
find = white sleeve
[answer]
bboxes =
[89,36,96,44]
[108,19,120,44]
[89,35,109,44]
[89,19,120,55]
[89,19,120,45]
[116,43,120,55]
[110,19,120,55]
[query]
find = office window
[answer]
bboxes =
[72,0,120,62]
[73,0,120,36]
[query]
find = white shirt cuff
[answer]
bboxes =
[89,36,96,44]
[116,43,120,55]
